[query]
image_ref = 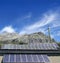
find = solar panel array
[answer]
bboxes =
[3,54,50,63]
[1,43,59,50]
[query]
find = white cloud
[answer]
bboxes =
[51,23,60,28]
[17,13,32,22]
[19,12,57,34]
[25,13,56,30]
[0,26,15,33]
[20,28,45,35]
[50,31,60,38]
[23,13,31,19]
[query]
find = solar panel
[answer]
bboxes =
[52,43,56,49]
[1,43,59,50]
[3,55,9,62]
[21,54,26,62]
[38,55,44,62]
[44,43,48,49]
[16,54,21,62]
[53,43,59,49]
[54,43,59,48]
[44,44,47,49]
[10,54,14,62]
[49,44,52,49]
[26,55,32,62]
[43,55,50,62]
[42,44,45,49]
[36,43,40,49]
[47,43,50,49]
[3,54,50,63]
[32,55,37,62]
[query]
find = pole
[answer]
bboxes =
[48,26,51,43]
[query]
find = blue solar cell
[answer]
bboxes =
[38,55,44,62]
[2,43,59,50]
[55,43,58,47]
[51,44,55,49]
[3,55,9,62]
[42,44,45,49]
[40,44,43,49]
[10,55,14,62]
[48,44,51,49]
[52,44,56,49]
[45,44,48,49]
[21,54,26,62]
[16,54,21,62]
[3,54,50,63]
[32,55,38,62]
[44,43,48,49]
[39,44,41,49]
[50,44,53,49]
[43,55,50,62]
[46,44,50,49]
[26,55,32,62]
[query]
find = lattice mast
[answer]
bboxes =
[48,26,51,43]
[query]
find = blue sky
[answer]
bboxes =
[0,0,60,42]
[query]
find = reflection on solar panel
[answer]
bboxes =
[3,54,50,63]
[1,43,59,50]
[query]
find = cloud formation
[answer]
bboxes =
[16,13,32,23]
[23,13,32,19]
[51,22,60,28]
[19,12,58,34]
[0,26,15,33]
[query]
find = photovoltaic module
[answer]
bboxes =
[3,54,50,63]
[1,43,59,50]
